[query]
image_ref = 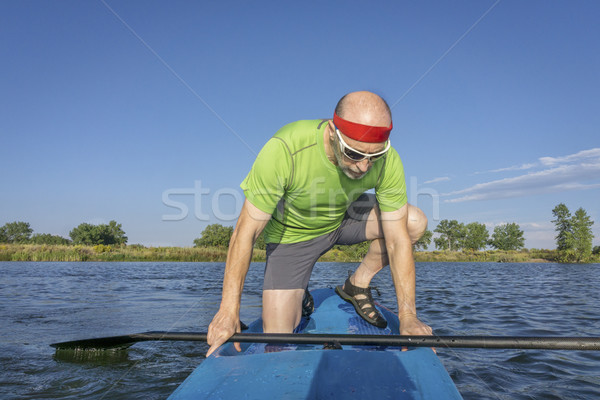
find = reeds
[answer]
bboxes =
[0,244,264,262]
[1,244,595,263]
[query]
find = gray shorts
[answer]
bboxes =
[263,193,376,290]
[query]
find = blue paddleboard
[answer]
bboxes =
[168,288,463,399]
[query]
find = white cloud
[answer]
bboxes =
[519,222,553,231]
[474,147,600,175]
[539,148,600,166]
[423,176,451,184]
[475,163,536,174]
[444,162,600,203]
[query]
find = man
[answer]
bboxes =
[206,91,432,356]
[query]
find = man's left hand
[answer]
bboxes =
[399,314,433,336]
[399,314,435,352]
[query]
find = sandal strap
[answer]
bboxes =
[342,277,373,296]
[343,278,378,312]
[336,278,388,329]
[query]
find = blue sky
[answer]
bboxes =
[1,1,599,249]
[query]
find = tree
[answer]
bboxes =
[489,223,525,250]
[0,221,33,243]
[571,207,594,263]
[69,221,127,245]
[552,203,573,251]
[434,220,466,251]
[69,223,98,245]
[194,224,234,247]
[30,233,71,245]
[414,229,432,251]
[551,204,595,263]
[98,221,128,245]
[463,222,489,251]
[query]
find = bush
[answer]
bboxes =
[0,221,33,243]
[93,244,112,253]
[30,233,71,245]
[70,221,127,245]
[194,224,234,247]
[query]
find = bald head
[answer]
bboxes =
[335,91,392,128]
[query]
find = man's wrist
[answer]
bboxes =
[219,297,241,315]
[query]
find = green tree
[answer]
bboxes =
[489,223,525,250]
[434,220,466,251]
[30,233,71,245]
[69,223,98,245]
[414,229,432,251]
[463,222,489,251]
[552,203,573,251]
[571,207,594,262]
[0,221,33,243]
[551,204,595,263]
[593,246,600,255]
[194,224,234,247]
[98,221,128,245]
[69,221,127,245]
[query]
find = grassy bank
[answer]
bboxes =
[0,244,264,262]
[2,243,597,263]
[413,249,560,263]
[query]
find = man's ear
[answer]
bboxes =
[327,121,336,139]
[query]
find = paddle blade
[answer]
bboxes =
[51,334,142,350]
[50,331,209,350]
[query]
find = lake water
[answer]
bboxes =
[1,261,599,399]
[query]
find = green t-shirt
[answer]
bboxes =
[241,119,407,244]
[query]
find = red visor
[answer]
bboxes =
[333,112,392,143]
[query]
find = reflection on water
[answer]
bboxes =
[1,261,599,399]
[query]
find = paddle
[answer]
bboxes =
[50,331,600,351]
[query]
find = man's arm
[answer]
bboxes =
[206,199,271,356]
[380,204,432,336]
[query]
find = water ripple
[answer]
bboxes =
[1,261,599,399]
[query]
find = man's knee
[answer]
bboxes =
[262,289,304,333]
[407,204,428,244]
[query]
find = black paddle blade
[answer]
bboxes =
[51,334,145,350]
[50,331,204,350]
[51,324,251,351]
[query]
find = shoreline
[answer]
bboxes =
[2,244,597,263]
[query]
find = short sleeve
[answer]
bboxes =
[240,137,292,215]
[375,148,408,212]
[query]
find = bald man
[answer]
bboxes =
[206,91,432,356]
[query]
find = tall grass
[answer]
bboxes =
[0,244,264,262]
[1,244,596,263]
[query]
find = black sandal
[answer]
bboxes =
[302,289,314,317]
[335,278,387,328]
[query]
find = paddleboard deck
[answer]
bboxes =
[168,288,463,399]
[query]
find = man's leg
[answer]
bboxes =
[261,235,335,333]
[346,204,427,319]
[262,289,305,332]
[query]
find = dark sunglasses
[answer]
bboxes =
[335,128,390,162]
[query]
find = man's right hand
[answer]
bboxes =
[206,309,242,357]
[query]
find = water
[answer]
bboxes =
[1,261,599,399]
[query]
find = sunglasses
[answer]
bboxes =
[335,127,391,162]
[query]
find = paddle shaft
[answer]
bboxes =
[51,331,600,351]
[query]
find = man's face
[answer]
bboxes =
[331,128,388,180]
